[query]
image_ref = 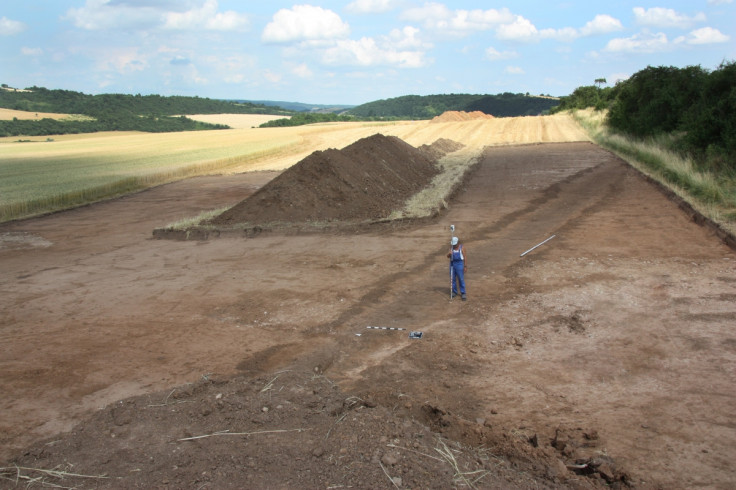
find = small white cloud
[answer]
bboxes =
[292,63,313,78]
[21,47,43,56]
[498,13,623,43]
[579,14,624,36]
[345,0,399,14]
[262,5,350,43]
[163,0,248,31]
[65,0,247,31]
[633,7,706,29]
[263,69,282,83]
[496,15,538,42]
[401,4,514,36]
[676,26,730,44]
[505,66,525,74]
[322,36,428,68]
[541,26,578,42]
[707,0,733,4]
[386,26,430,49]
[604,32,670,53]
[0,16,27,36]
[97,47,148,74]
[485,46,517,61]
[64,0,162,30]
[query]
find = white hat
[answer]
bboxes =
[451,237,458,246]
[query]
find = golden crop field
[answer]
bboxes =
[0,108,93,121]
[0,114,588,222]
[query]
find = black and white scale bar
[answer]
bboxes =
[366,326,406,331]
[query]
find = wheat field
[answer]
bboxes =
[0,113,588,222]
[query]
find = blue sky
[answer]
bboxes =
[1,1,734,105]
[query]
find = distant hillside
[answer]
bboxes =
[0,85,291,136]
[347,93,560,119]
[0,86,286,117]
[237,100,355,114]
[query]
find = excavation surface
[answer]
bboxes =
[1,142,734,488]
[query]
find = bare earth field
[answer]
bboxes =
[1,117,735,488]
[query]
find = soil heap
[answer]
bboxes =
[212,134,441,226]
[418,137,466,161]
[430,110,495,123]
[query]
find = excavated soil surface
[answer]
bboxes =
[1,142,735,489]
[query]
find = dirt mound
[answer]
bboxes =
[418,138,466,160]
[430,110,495,123]
[3,370,619,488]
[211,134,440,226]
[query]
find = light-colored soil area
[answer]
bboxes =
[0,108,77,121]
[184,113,290,128]
[1,118,734,488]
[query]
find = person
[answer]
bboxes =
[447,236,467,300]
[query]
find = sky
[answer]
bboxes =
[1,1,734,105]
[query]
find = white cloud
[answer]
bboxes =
[262,5,350,43]
[97,47,148,73]
[292,63,313,78]
[485,46,517,61]
[0,16,26,36]
[579,14,624,36]
[603,32,669,53]
[496,13,622,43]
[263,70,282,83]
[345,0,400,14]
[65,0,165,30]
[386,26,429,49]
[675,26,730,44]
[65,0,247,31]
[541,26,578,42]
[21,47,43,56]
[505,66,525,74]
[496,15,538,42]
[163,0,248,31]
[401,3,514,36]
[322,36,428,68]
[633,7,706,29]
[707,0,732,4]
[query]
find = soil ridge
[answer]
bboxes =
[211,134,445,226]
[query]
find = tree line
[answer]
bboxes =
[552,61,735,171]
[0,115,226,137]
[346,93,559,119]
[0,86,289,136]
[258,112,358,127]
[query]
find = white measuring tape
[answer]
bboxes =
[366,326,406,331]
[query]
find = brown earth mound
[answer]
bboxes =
[211,134,441,226]
[418,138,466,161]
[430,110,495,123]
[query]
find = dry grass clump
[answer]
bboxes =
[390,146,482,220]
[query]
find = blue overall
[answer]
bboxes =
[450,244,466,295]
